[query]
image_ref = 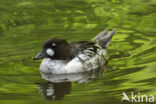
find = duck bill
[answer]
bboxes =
[33,51,45,60]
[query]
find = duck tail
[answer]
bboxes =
[93,29,116,48]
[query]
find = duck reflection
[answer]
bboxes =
[36,82,71,100]
[36,68,105,100]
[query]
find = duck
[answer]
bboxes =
[33,29,115,74]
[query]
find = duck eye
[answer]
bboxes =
[52,43,56,47]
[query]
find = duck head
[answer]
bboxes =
[33,38,72,60]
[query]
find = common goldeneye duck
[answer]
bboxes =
[33,29,115,74]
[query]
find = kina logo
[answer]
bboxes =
[121,92,154,103]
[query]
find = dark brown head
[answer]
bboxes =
[33,38,72,60]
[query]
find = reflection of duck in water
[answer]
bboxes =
[33,29,115,74]
[36,69,105,100]
[36,82,71,100]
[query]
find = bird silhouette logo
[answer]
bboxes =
[121,92,130,102]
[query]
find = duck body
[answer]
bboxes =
[33,29,115,74]
[40,44,107,74]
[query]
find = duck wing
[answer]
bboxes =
[69,41,100,59]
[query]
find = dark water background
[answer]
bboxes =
[0,0,156,104]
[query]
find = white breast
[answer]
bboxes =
[40,49,107,74]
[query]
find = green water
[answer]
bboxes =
[0,0,156,104]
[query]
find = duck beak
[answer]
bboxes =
[33,51,45,60]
